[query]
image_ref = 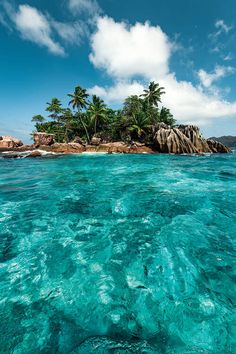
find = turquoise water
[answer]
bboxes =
[0,153,235,353]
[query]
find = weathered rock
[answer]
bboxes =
[1,153,19,159]
[40,143,85,153]
[26,150,42,158]
[0,144,34,152]
[153,125,231,154]
[73,136,86,145]
[97,142,130,153]
[156,123,171,131]
[90,131,114,143]
[0,136,23,148]
[91,142,155,154]
[34,132,55,146]
[129,143,155,154]
[178,125,212,153]
[15,145,35,151]
[90,136,102,145]
[206,139,232,153]
[154,128,198,154]
[85,145,98,152]
[150,123,170,137]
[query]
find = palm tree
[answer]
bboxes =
[61,108,74,143]
[123,95,143,116]
[68,85,90,142]
[140,81,165,107]
[159,107,176,127]
[128,111,150,139]
[87,95,108,134]
[46,98,63,122]
[31,115,45,123]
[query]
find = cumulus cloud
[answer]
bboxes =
[89,17,236,126]
[68,0,101,16]
[89,17,172,79]
[198,65,235,88]
[160,74,236,124]
[88,80,144,103]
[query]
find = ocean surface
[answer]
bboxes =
[0,153,235,353]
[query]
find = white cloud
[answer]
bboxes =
[2,3,66,55]
[0,11,12,31]
[215,19,233,35]
[90,17,172,79]
[0,2,87,54]
[209,19,233,42]
[89,17,236,126]
[68,0,101,16]
[88,80,144,103]
[160,74,236,124]
[51,20,87,45]
[224,53,233,61]
[198,65,235,88]
[14,5,65,56]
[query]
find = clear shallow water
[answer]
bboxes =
[0,153,235,353]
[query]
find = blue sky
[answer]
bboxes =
[1,0,236,143]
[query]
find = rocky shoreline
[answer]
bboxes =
[0,125,232,158]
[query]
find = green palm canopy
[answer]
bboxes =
[68,86,89,111]
[87,95,108,134]
[140,81,165,107]
[68,85,90,142]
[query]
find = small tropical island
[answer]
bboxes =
[0,82,231,156]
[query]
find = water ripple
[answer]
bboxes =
[0,154,235,353]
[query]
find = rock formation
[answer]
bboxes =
[208,135,236,148]
[154,128,199,154]
[34,132,55,146]
[178,125,212,153]
[26,151,43,158]
[206,139,231,153]
[154,125,232,154]
[90,136,102,146]
[89,142,154,154]
[0,136,23,148]
[40,143,85,153]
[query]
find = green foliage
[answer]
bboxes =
[128,111,151,139]
[140,81,165,107]
[87,95,108,134]
[68,86,89,111]
[35,122,65,142]
[159,107,176,127]
[46,98,63,122]
[60,108,74,143]
[32,81,175,144]
[123,95,143,116]
[32,115,45,123]
[68,86,90,142]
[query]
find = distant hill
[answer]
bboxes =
[209,136,236,147]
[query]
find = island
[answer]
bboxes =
[0,82,231,157]
[209,135,236,148]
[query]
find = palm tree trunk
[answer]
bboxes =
[94,118,97,135]
[80,117,90,143]
[65,126,69,143]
